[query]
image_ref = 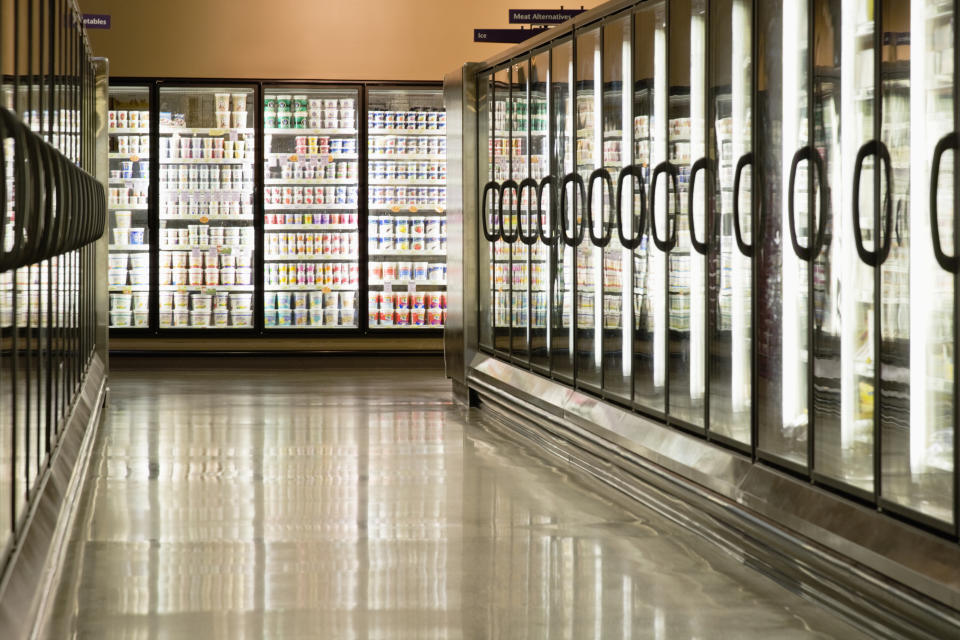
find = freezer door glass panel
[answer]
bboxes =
[600,15,633,403]
[493,67,513,355]
[708,0,752,444]
[367,88,447,330]
[551,39,576,382]
[881,0,955,525]
[479,73,494,352]
[108,86,152,329]
[530,51,551,371]
[157,86,256,329]
[633,2,668,414]
[511,60,531,362]
[668,0,706,428]
[756,1,811,466]
[810,0,874,492]
[576,28,602,390]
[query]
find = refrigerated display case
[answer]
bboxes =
[107,86,151,329]
[461,0,960,548]
[366,87,447,329]
[263,86,360,329]
[157,85,256,329]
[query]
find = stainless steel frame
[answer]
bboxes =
[444,0,960,632]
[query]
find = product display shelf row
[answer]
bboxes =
[109,127,151,134]
[160,188,253,194]
[109,153,150,160]
[109,205,148,211]
[159,244,255,251]
[370,206,447,214]
[109,244,150,252]
[161,215,255,221]
[160,127,255,136]
[159,158,250,165]
[264,224,356,231]
[109,178,149,184]
[267,152,359,160]
[264,128,357,136]
[109,285,151,292]
[264,204,358,211]
[369,251,446,258]
[159,285,255,292]
[264,178,357,185]
[372,324,446,330]
[264,255,359,262]
[264,284,358,291]
[368,153,446,161]
[369,280,447,287]
[368,179,446,186]
[368,128,445,136]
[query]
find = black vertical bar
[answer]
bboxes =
[546,47,555,378]
[507,65,514,362]
[488,74,496,352]
[806,0,815,477]
[873,0,883,504]
[628,10,635,407]
[355,84,366,335]
[750,0,758,460]
[597,26,604,389]
[570,33,578,382]
[703,1,711,435]
[254,82,265,334]
[663,0,671,418]
[954,0,960,540]
[149,81,159,334]
[525,56,532,369]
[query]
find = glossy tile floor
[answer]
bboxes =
[45,356,868,639]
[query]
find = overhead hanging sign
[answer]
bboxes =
[508,8,585,24]
[82,14,111,29]
[474,28,549,44]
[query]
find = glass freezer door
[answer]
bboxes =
[707,0,752,445]
[633,1,668,415]
[479,72,494,353]
[107,86,152,329]
[493,67,512,357]
[366,87,447,330]
[600,15,633,404]
[529,51,551,373]
[756,1,813,468]
[157,86,257,330]
[576,27,602,392]
[510,60,531,364]
[880,0,956,527]
[551,39,576,384]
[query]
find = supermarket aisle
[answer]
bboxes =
[44,357,865,639]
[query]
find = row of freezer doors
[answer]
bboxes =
[477,0,959,534]
[104,83,448,332]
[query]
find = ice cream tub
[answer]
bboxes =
[215,93,231,112]
[204,268,220,286]
[323,309,339,325]
[110,294,132,311]
[159,292,174,310]
[276,309,292,326]
[235,268,252,285]
[173,292,190,310]
[264,292,276,310]
[188,268,204,286]
[110,311,132,327]
[113,228,131,245]
[159,311,173,327]
[115,210,132,228]
[294,308,308,326]
[190,311,210,327]
[213,309,229,327]
[133,292,150,310]
[427,309,443,326]
[230,293,253,311]
[108,253,128,269]
[171,268,188,285]
[173,310,190,327]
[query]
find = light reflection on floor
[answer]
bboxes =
[45,357,865,639]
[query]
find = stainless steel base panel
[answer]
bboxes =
[466,353,960,639]
[0,354,107,640]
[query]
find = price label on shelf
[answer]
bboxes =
[435,206,444,213]
[322,286,331,294]
[198,216,209,224]
[409,206,418,213]
[208,248,219,262]
[391,205,401,213]
[229,131,238,141]
[326,155,334,164]
[122,287,132,294]
[384,283,392,294]
[209,129,227,137]
[218,246,232,255]
[409,283,417,294]
[178,286,188,293]
[191,248,201,259]
[130,155,140,163]
[203,288,216,295]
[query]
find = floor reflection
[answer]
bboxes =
[46,358,865,639]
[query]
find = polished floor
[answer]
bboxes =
[44,356,868,639]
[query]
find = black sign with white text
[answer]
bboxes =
[508,8,584,24]
[474,28,549,43]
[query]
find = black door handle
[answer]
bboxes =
[649,161,679,252]
[586,167,614,248]
[732,152,753,257]
[498,178,520,244]
[616,164,646,250]
[787,145,827,262]
[930,132,959,273]
[687,157,711,255]
[894,198,903,247]
[480,180,502,242]
[537,175,561,246]
[852,140,894,267]
[517,177,539,246]
[559,172,586,247]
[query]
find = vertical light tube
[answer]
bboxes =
[840,0,858,446]
[690,6,706,401]
[653,9,667,388]
[781,1,803,426]
[730,0,749,411]
[567,54,576,352]
[622,31,633,378]
[594,42,604,368]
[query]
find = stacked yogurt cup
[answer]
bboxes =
[159,291,253,328]
[264,290,356,328]
[214,92,248,129]
[264,95,356,130]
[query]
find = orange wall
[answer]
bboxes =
[83,0,605,81]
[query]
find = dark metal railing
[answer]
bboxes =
[0,0,104,572]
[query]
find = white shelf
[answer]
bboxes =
[109,178,149,184]
[109,204,148,211]
[368,128,445,136]
[109,153,149,160]
[159,157,250,165]
[160,127,255,135]
[159,285,255,292]
[370,206,446,214]
[265,324,359,330]
[266,152,358,160]
[265,284,358,291]
[368,153,445,161]
[264,128,357,136]
[369,280,447,287]
[370,251,446,258]
[109,244,150,252]
[265,224,356,231]
[264,255,358,262]
[108,285,151,292]
[372,324,444,329]
[369,179,446,186]
[161,214,254,221]
[264,178,357,185]
[109,127,150,135]
[160,244,254,251]
[160,187,252,194]
[264,204,357,211]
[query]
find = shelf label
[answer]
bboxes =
[409,283,417,293]
[198,215,209,224]
[384,283,392,294]
[122,286,132,294]
[391,205,401,213]
[190,248,201,259]
[507,9,584,24]
[209,129,227,137]
[409,206,418,213]
[130,155,140,162]
[218,246,232,256]
[435,206,444,213]
[203,288,216,295]
[322,286,331,294]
